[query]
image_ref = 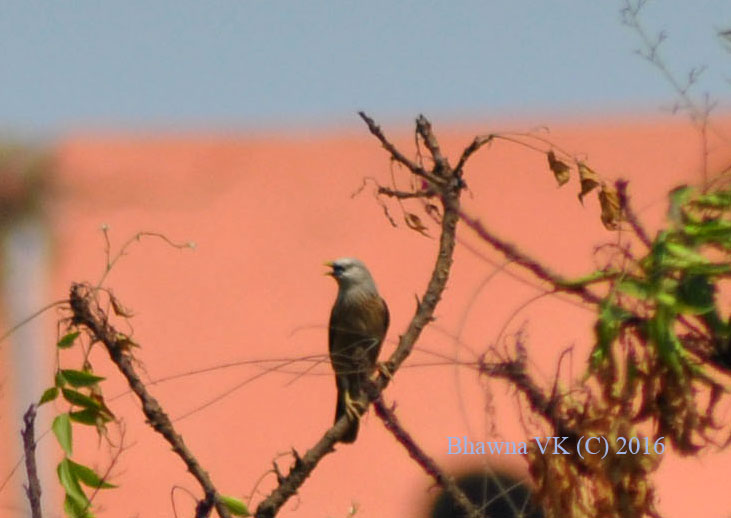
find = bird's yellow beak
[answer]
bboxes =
[324,261,335,276]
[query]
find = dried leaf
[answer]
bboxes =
[578,162,600,203]
[89,384,116,421]
[404,213,430,237]
[110,294,134,317]
[115,333,140,353]
[424,203,441,219]
[599,183,622,230]
[547,150,571,186]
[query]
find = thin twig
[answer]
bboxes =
[373,397,481,518]
[616,180,652,248]
[21,404,43,518]
[358,111,443,187]
[255,113,464,518]
[0,299,69,348]
[415,115,450,176]
[378,186,435,199]
[96,229,195,288]
[458,209,603,305]
[479,358,578,445]
[68,284,231,518]
[454,134,493,177]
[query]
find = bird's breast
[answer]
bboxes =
[332,289,387,335]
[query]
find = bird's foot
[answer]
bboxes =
[373,361,394,381]
[344,392,365,421]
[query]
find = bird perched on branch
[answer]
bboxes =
[325,258,389,443]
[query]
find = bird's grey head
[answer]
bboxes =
[325,257,378,293]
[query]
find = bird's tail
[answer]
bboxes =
[335,392,359,443]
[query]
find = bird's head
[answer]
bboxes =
[324,257,377,293]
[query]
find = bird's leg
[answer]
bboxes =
[373,361,394,381]
[343,391,366,421]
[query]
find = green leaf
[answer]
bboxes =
[647,304,684,374]
[676,274,716,315]
[64,494,94,518]
[55,370,68,388]
[655,291,678,307]
[692,190,731,209]
[39,387,59,405]
[53,413,73,456]
[592,301,633,367]
[617,278,651,299]
[647,230,670,272]
[57,331,81,349]
[68,459,116,489]
[69,409,100,425]
[62,389,102,411]
[683,219,731,244]
[60,369,105,388]
[665,241,708,265]
[684,262,731,275]
[668,185,694,223]
[219,495,251,517]
[58,459,89,516]
[561,269,621,288]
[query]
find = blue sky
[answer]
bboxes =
[0,1,728,133]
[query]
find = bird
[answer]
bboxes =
[325,257,389,443]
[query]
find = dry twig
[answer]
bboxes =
[254,113,467,518]
[21,404,43,518]
[373,397,480,518]
[68,284,231,518]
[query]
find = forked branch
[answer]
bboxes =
[255,113,471,518]
[68,284,232,518]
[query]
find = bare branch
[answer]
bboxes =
[21,404,42,518]
[458,210,603,305]
[377,186,436,200]
[358,111,444,187]
[68,284,232,518]
[415,115,450,175]
[373,397,481,518]
[255,113,465,518]
[454,134,493,177]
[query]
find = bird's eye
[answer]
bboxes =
[333,264,345,275]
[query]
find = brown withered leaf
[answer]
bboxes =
[110,294,134,317]
[115,333,140,353]
[599,183,622,230]
[89,383,116,421]
[547,150,571,186]
[577,162,600,203]
[424,203,441,219]
[404,213,430,237]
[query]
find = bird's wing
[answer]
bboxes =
[380,296,390,336]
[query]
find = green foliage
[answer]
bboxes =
[52,413,73,456]
[60,369,106,388]
[58,459,89,517]
[587,185,731,453]
[592,300,633,366]
[62,388,102,411]
[39,386,59,405]
[219,495,251,516]
[67,459,116,489]
[591,186,731,372]
[57,331,81,349]
[57,458,114,518]
[43,327,117,517]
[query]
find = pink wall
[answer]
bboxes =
[2,115,730,517]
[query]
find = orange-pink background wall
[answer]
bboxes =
[2,116,730,517]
